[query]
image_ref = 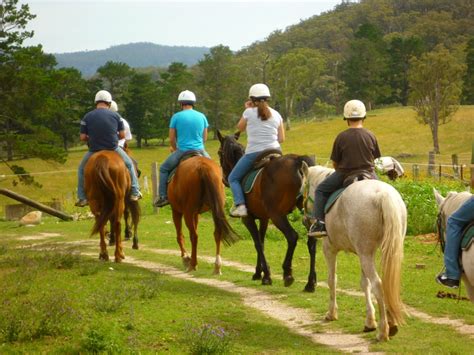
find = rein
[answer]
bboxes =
[436,211,446,253]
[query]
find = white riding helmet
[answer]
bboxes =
[343,99,366,120]
[95,90,112,104]
[249,83,271,99]
[110,100,118,112]
[177,90,196,104]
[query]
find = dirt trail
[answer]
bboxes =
[122,256,373,354]
[141,246,474,339]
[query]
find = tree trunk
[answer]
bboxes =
[7,141,13,161]
[136,136,142,149]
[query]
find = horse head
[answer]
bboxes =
[216,130,245,186]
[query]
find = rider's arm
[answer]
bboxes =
[80,133,88,142]
[332,161,338,169]
[118,130,125,140]
[237,117,247,132]
[203,128,208,142]
[277,121,285,143]
[169,128,177,151]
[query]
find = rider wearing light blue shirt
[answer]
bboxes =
[154,90,210,207]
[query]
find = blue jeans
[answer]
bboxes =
[229,152,260,206]
[158,149,210,198]
[77,148,140,200]
[312,171,345,221]
[444,197,474,280]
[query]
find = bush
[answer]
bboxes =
[186,322,233,355]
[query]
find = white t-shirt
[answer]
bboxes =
[118,117,132,148]
[243,107,283,154]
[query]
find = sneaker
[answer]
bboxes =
[436,273,459,289]
[230,204,248,217]
[130,191,142,202]
[75,199,88,207]
[307,220,327,238]
[153,196,169,207]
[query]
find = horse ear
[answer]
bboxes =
[234,131,240,140]
[216,130,224,143]
[433,188,445,206]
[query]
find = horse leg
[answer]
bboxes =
[253,219,268,280]
[304,237,318,292]
[172,209,190,269]
[270,215,298,287]
[360,255,389,341]
[108,222,115,246]
[132,219,139,250]
[184,212,198,272]
[243,217,272,285]
[360,269,377,332]
[99,222,109,261]
[323,240,338,321]
[113,218,124,262]
[213,224,222,276]
[124,207,131,241]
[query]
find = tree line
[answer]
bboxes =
[1,0,473,178]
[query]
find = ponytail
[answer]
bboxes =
[252,99,271,121]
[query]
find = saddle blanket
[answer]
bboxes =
[242,168,264,194]
[324,187,346,214]
[461,222,474,251]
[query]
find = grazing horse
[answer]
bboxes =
[433,189,474,302]
[217,130,313,287]
[85,150,138,262]
[304,166,406,341]
[167,155,241,274]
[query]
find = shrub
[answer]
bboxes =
[186,322,233,355]
[80,328,120,353]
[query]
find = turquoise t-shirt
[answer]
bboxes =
[169,109,209,151]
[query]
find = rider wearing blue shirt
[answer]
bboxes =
[153,90,210,207]
[75,90,141,207]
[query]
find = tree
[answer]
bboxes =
[270,48,326,128]
[0,0,36,53]
[342,23,390,110]
[408,45,466,153]
[196,45,238,138]
[96,61,132,101]
[123,72,158,148]
[461,37,474,104]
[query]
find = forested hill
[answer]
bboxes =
[53,42,210,77]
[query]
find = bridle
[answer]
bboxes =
[218,135,244,186]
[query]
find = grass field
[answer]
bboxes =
[0,106,473,353]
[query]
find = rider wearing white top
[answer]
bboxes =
[243,106,282,154]
[118,118,132,148]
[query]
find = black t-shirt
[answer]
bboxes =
[80,108,124,152]
[330,128,381,175]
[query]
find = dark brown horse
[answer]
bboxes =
[85,150,139,262]
[217,130,314,286]
[167,155,241,274]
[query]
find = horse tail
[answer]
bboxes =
[199,165,242,246]
[91,156,120,236]
[378,188,406,325]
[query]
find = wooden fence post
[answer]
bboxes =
[412,164,419,181]
[151,162,158,214]
[452,154,459,178]
[428,151,435,177]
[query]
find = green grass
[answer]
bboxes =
[0,105,473,352]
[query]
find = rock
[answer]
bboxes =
[20,211,42,226]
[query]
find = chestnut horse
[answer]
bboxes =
[85,150,139,262]
[217,130,314,286]
[167,155,241,274]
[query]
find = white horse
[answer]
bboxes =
[433,189,474,302]
[304,166,407,341]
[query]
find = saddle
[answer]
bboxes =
[324,170,376,213]
[461,221,474,251]
[242,149,282,193]
[168,150,204,182]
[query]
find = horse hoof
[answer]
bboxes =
[132,244,139,250]
[304,283,315,293]
[261,278,272,286]
[325,313,337,321]
[363,326,376,333]
[252,273,262,281]
[284,276,294,287]
[389,325,398,337]
[114,257,122,263]
[99,253,109,261]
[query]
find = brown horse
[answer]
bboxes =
[217,130,314,286]
[85,150,139,262]
[167,155,241,274]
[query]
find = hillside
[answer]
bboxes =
[53,42,210,77]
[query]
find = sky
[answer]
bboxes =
[22,0,342,54]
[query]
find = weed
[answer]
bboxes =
[186,322,233,355]
[136,274,162,299]
[91,287,130,313]
[78,261,100,276]
[80,328,120,353]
